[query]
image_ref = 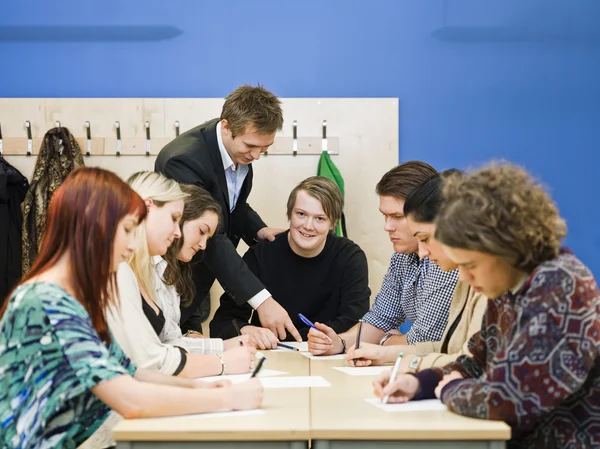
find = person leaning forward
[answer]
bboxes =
[155,85,301,342]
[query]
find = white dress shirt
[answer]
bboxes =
[216,121,271,310]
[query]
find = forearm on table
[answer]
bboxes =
[134,367,196,387]
[178,353,223,378]
[340,322,385,348]
[96,375,231,419]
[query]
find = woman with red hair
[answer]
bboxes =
[0,167,262,449]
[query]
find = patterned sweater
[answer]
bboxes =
[415,249,600,449]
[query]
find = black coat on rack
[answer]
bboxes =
[0,157,29,305]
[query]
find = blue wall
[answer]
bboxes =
[2,0,599,275]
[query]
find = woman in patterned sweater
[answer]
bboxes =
[0,168,262,449]
[373,163,599,449]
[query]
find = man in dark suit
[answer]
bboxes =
[155,85,301,342]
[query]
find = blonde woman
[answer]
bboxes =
[107,172,256,378]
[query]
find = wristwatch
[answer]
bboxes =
[379,332,394,346]
[408,356,422,373]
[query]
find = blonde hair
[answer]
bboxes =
[435,162,567,272]
[286,176,343,228]
[126,171,188,304]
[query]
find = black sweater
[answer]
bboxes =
[210,230,370,340]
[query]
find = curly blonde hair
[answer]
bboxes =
[435,162,567,272]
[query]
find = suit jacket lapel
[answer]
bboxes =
[206,120,231,212]
[240,164,253,202]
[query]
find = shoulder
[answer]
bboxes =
[327,235,367,264]
[387,252,418,273]
[117,262,137,284]
[246,231,289,259]
[426,259,459,284]
[116,263,142,303]
[525,250,599,310]
[11,282,86,319]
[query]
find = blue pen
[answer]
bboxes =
[298,313,332,343]
[277,342,300,351]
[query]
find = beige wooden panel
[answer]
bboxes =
[0,98,167,139]
[1,98,398,335]
[113,351,310,442]
[0,99,47,137]
[164,98,224,135]
[309,358,511,441]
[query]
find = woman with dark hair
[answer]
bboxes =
[373,163,599,449]
[155,183,251,352]
[346,171,487,372]
[0,167,262,449]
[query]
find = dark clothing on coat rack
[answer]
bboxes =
[0,157,29,305]
[21,127,85,275]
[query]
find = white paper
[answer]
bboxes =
[365,398,448,412]
[197,369,287,384]
[153,409,266,420]
[259,376,330,389]
[300,352,346,360]
[334,366,390,376]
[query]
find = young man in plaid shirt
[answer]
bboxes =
[308,161,458,355]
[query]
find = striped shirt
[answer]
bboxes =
[362,252,458,344]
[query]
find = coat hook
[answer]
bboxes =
[85,121,92,157]
[145,121,151,156]
[115,121,121,156]
[322,120,328,154]
[55,121,64,155]
[0,122,3,156]
[25,121,32,156]
[292,120,298,156]
[174,121,180,137]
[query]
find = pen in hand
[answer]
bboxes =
[232,320,244,347]
[382,352,404,404]
[250,356,267,378]
[353,320,363,366]
[298,313,332,343]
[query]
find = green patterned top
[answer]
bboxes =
[0,282,136,449]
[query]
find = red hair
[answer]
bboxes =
[1,167,147,342]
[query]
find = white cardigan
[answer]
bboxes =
[152,256,224,355]
[107,262,185,375]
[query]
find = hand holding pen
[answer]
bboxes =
[372,354,420,404]
[303,314,348,356]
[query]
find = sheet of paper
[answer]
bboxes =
[197,369,287,384]
[260,376,331,389]
[334,366,390,376]
[153,409,266,420]
[300,352,346,360]
[365,398,448,412]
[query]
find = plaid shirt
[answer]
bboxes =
[362,253,458,344]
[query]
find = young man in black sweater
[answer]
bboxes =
[210,176,370,348]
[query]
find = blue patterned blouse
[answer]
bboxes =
[0,282,135,449]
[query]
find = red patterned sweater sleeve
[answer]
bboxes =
[440,263,600,432]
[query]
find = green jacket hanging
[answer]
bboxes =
[317,151,347,237]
